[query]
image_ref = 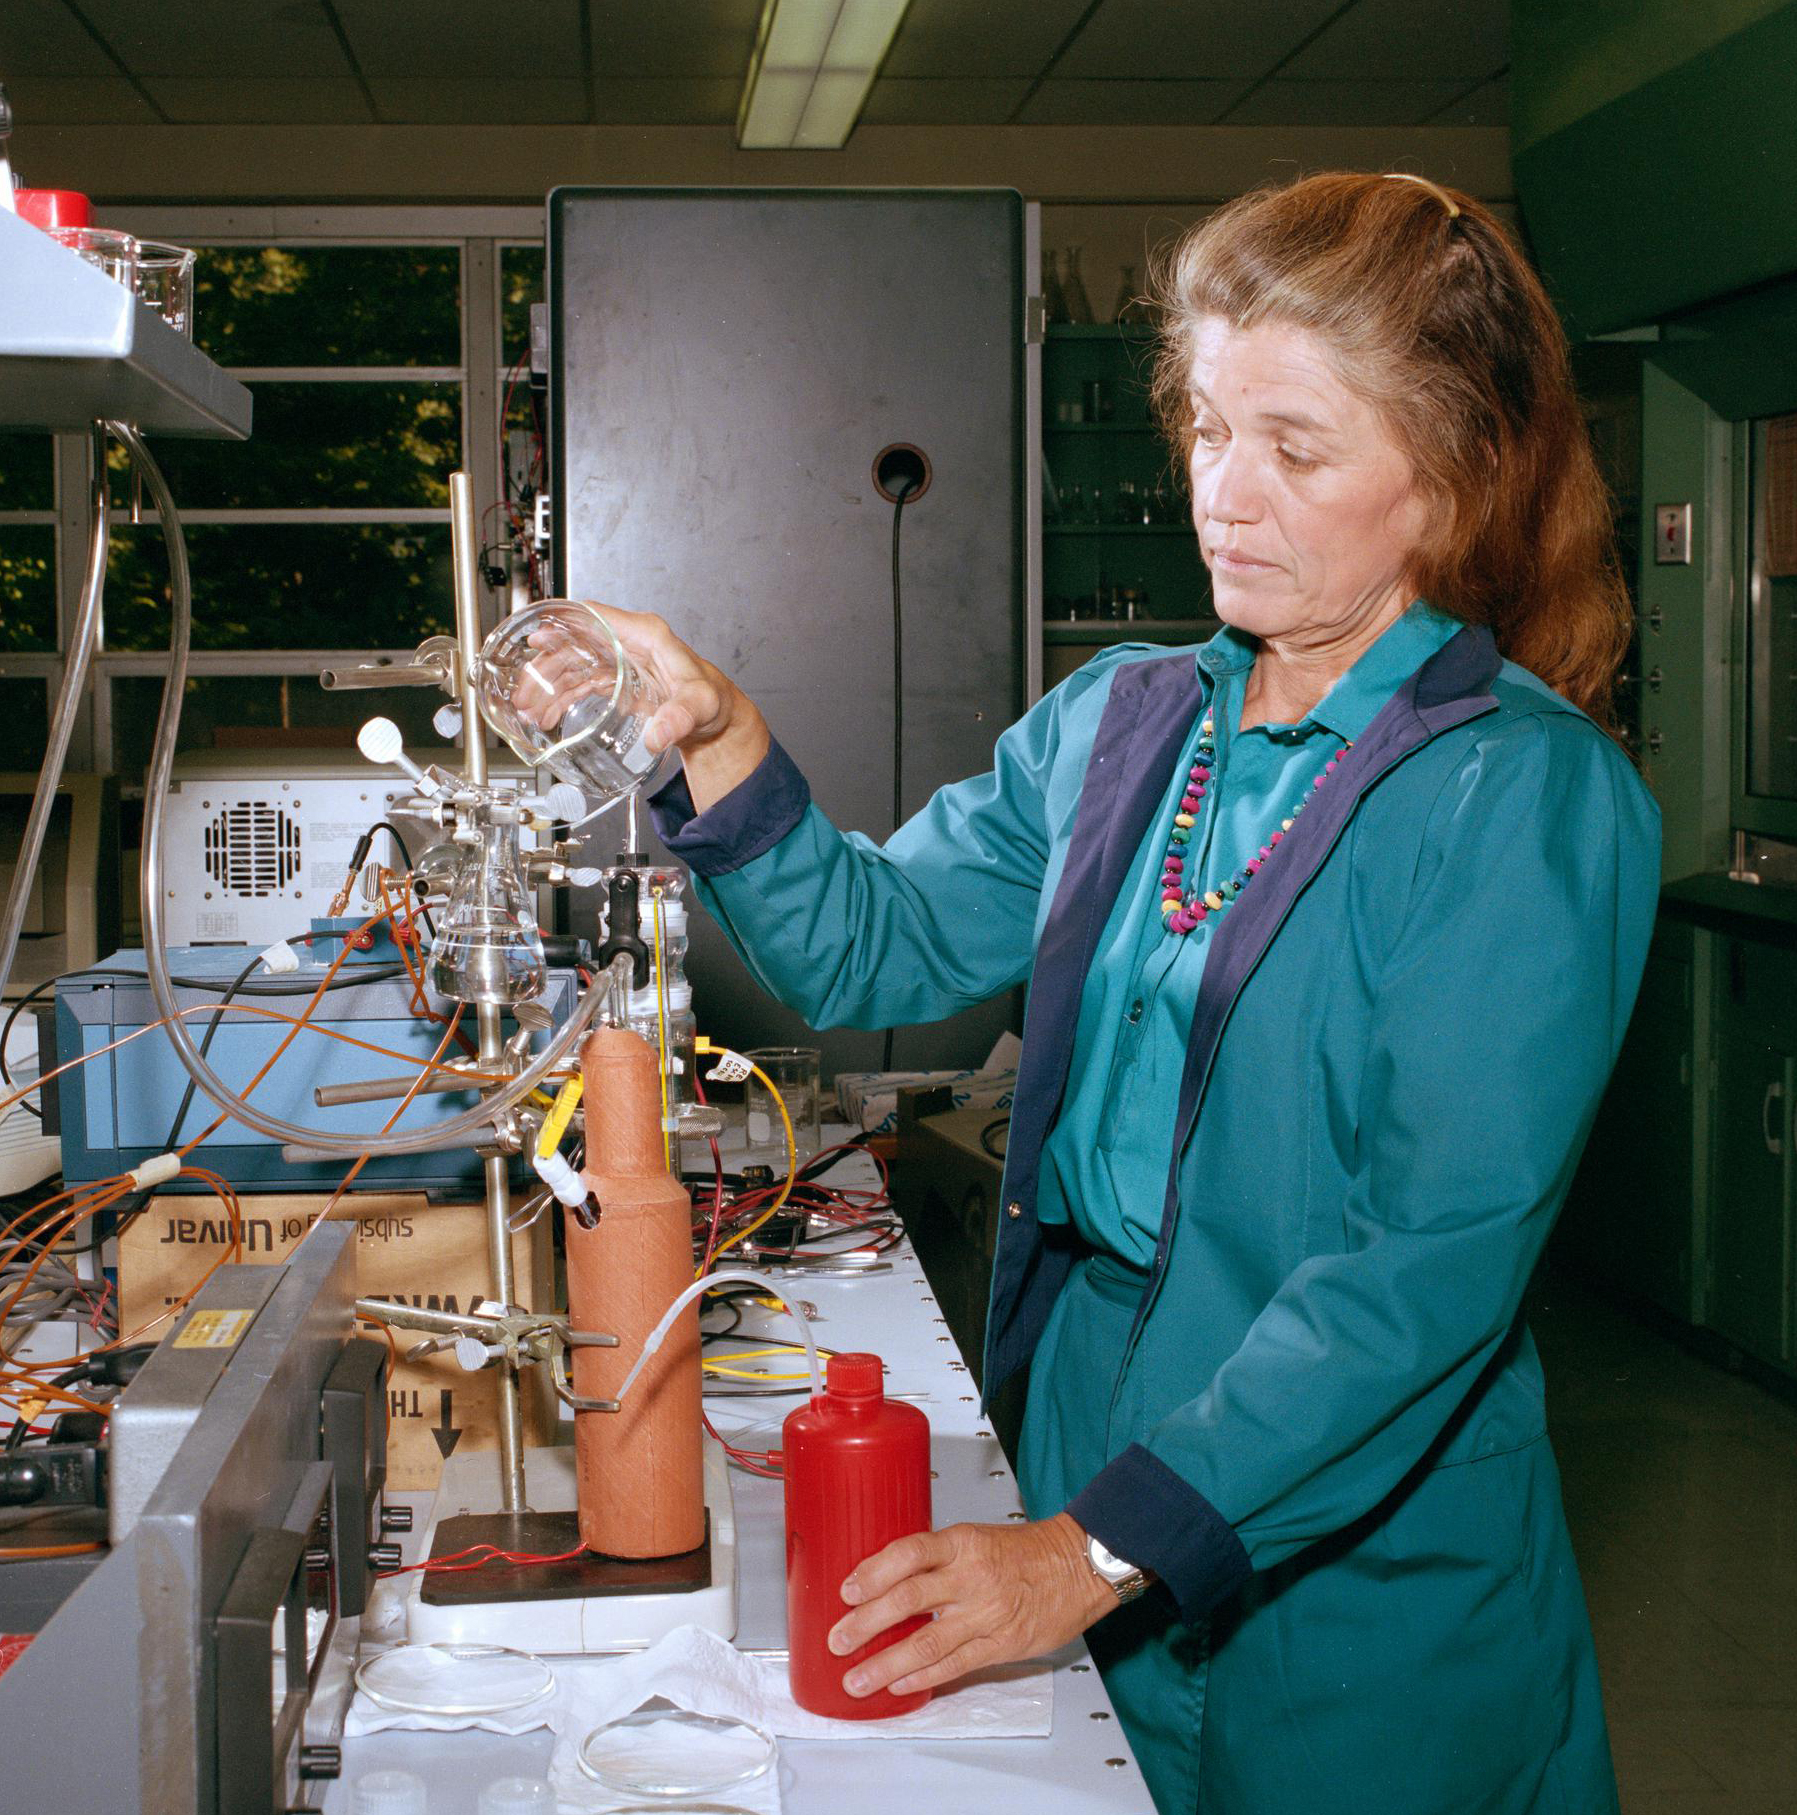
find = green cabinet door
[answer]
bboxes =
[1709,940,1797,1369]
[1556,927,1696,1317]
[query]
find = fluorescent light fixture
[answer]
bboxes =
[737,0,912,149]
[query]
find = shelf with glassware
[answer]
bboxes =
[1040,316,1212,684]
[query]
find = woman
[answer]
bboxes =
[602,173,1659,1814]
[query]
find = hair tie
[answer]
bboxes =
[1383,172,1461,219]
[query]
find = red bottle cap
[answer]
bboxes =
[826,1352,885,1398]
[15,190,93,230]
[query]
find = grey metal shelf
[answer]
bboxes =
[0,210,251,439]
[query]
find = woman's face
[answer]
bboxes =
[1185,316,1431,646]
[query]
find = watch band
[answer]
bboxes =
[1086,1534,1151,1605]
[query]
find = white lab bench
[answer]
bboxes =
[324,1147,1153,1815]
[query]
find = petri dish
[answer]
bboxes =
[576,1704,778,1800]
[354,1642,556,1717]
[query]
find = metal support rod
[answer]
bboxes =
[452,467,526,1511]
[314,1070,488,1108]
[0,425,108,1001]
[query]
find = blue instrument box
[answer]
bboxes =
[53,948,576,1195]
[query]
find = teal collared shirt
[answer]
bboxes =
[1036,601,1465,1263]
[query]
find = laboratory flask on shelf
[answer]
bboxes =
[472,601,666,808]
[428,821,546,1005]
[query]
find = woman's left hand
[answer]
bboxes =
[827,1512,1119,1700]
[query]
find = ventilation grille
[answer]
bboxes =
[203,802,302,898]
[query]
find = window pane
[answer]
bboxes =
[0,435,54,512]
[109,673,450,787]
[0,526,57,651]
[104,523,455,651]
[195,246,462,368]
[108,383,460,511]
[0,678,49,771]
[501,244,544,367]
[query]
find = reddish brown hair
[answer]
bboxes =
[1151,171,1632,736]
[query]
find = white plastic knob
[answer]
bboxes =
[544,780,586,822]
[567,867,603,889]
[432,702,465,739]
[356,716,404,765]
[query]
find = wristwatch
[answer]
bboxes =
[1085,1534,1153,1605]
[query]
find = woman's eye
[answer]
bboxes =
[1193,422,1226,449]
[1277,444,1317,472]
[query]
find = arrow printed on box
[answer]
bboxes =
[432,1389,461,1459]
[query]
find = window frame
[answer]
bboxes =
[0,204,547,790]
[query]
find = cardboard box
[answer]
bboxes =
[120,1192,555,1490]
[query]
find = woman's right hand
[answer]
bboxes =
[583,602,771,812]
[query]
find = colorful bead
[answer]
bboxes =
[1160,725,1350,938]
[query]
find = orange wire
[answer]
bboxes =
[0,1543,104,1561]
[323,1006,464,1215]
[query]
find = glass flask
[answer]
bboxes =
[473,601,666,808]
[429,822,547,1005]
[1042,247,1070,325]
[1062,245,1095,324]
[1113,262,1154,325]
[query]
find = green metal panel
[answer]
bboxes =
[1638,362,1735,879]
[1513,2,1797,335]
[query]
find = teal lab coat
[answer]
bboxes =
[651,620,1660,1815]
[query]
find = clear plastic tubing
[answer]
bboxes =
[118,422,604,1158]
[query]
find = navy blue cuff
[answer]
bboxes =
[1066,1443,1251,1626]
[647,736,812,879]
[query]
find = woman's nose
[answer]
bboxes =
[1195,442,1263,526]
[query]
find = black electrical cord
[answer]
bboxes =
[980,1114,1010,1161]
[4,1343,154,1452]
[882,479,918,1076]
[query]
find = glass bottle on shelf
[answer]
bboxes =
[1113,264,1153,326]
[1088,485,1105,526]
[1062,246,1094,325]
[1064,481,1085,524]
[1114,479,1138,525]
[1043,249,1070,325]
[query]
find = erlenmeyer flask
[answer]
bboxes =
[429,822,547,1005]
[474,602,667,810]
[1063,246,1094,325]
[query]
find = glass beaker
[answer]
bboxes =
[473,601,666,808]
[428,822,547,1005]
[745,1045,822,1165]
[134,241,197,337]
[49,224,137,287]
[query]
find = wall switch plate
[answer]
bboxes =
[1654,502,1693,564]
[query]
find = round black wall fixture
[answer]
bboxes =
[872,443,931,505]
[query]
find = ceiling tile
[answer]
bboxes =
[1222,78,1468,128]
[587,78,740,124]
[0,0,118,76]
[0,75,160,127]
[861,78,1035,124]
[1283,0,1507,82]
[1054,0,1348,82]
[141,77,374,124]
[1428,73,1508,127]
[366,78,590,125]
[76,0,351,79]
[589,0,763,78]
[337,0,582,80]
[883,0,1095,79]
[1017,79,1250,126]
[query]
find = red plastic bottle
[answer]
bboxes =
[783,1350,933,1718]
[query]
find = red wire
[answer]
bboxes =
[379,1540,589,1579]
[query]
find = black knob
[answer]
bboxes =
[303,1547,331,1574]
[299,1744,341,1779]
[379,1503,413,1534]
[367,1542,403,1571]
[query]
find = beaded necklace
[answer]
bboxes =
[1160,714,1350,936]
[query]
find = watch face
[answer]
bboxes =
[1088,1538,1130,1579]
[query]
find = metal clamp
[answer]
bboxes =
[319,635,461,695]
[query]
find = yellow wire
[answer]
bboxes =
[537,1075,583,1160]
[697,1046,797,1266]
[653,888,671,1170]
